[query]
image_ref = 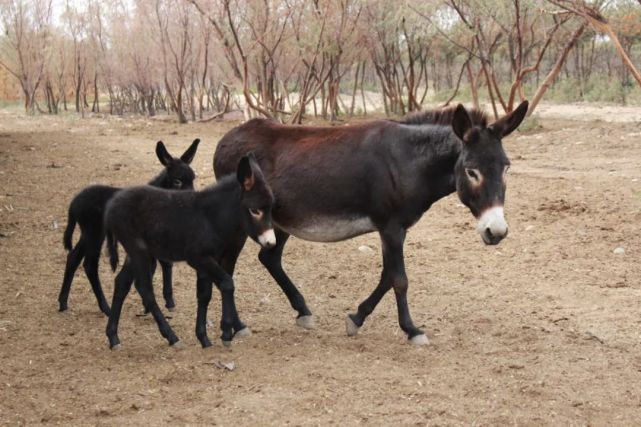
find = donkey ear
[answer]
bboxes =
[155,141,173,166]
[180,138,200,164]
[490,100,529,137]
[452,104,473,142]
[237,155,255,192]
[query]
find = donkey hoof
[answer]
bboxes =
[167,306,175,312]
[234,327,252,338]
[170,340,184,350]
[221,340,232,348]
[296,315,315,329]
[409,334,429,346]
[111,343,123,351]
[345,315,360,337]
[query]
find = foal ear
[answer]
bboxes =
[237,155,255,192]
[156,141,173,166]
[452,104,473,142]
[490,100,529,137]
[180,138,200,164]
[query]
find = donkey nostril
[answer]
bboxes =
[485,227,493,238]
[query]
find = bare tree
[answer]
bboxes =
[0,0,53,113]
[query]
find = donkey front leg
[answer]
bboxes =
[258,230,314,329]
[189,257,238,347]
[347,225,428,345]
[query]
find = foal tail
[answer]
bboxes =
[63,210,76,251]
[106,231,119,272]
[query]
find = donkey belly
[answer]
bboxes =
[277,216,376,243]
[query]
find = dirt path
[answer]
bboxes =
[0,108,640,425]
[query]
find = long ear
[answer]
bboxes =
[452,104,473,142]
[180,138,200,164]
[155,141,173,166]
[490,100,529,137]
[237,155,255,191]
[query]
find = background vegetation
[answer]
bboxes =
[0,0,639,123]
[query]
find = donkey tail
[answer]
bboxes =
[63,209,76,251]
[106,231,119,272]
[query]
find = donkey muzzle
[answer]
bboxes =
[477,206,508,245]
[258,229,277,248]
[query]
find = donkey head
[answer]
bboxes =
[237,153,276,249]
[452,101,528,245]
[156,138,200,189]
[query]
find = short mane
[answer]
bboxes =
[399,105,489,127]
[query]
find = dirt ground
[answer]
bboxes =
[1,103,641,426]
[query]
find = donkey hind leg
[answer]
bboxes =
[194,272,214,348]
[58,238,86,312]
[140,259,158,315]
[220,240,250,337]
[132,255,180,347]
[159,260,176,311]
[189,257,237,346]
[347,225,428,345]
[258,229,314,328]
[82,237,111,316]
[106,259,135,349]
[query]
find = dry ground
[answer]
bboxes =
[0,104,640,426]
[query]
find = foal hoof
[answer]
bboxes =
[221,340,232,348]
[345,315,360,337]
[170,340,184,350]
[296,315,315,329]
[409,334,429,346]
[234,327,252,338]
[167,306,175,313]
[111,343,123,351]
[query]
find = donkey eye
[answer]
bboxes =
[465,168,481,184]
[249,208,263,218]
[172,179,182,187]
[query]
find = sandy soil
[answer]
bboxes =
[1,105,641,426]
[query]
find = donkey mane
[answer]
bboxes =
[399,105,489,127]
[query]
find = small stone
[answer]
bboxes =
[613,247,625,255]
[259,296,270,305]
[358,245,374,254]
[525,225,535,231]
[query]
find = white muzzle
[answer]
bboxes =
[477,206,508,245]
[258,229,277,247]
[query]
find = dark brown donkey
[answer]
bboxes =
[213,101,528,345]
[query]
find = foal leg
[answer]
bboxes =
[159,260,176,311]
[347,225,428,345]
[106,260,135,349]
[220,239,250,337]
[83,236,111,316]
[189,257,237,346]
[132,255,180,347]
[58,238,86,312]
[258,230,313,328]
[194,272,214,348]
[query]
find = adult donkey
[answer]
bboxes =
[213,101,528,345]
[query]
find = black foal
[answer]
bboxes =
[58,139,200,315]
[104,154,275,349]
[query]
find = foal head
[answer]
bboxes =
[155,138,200,189]
[237,153,276,249]
[452,101,528,245]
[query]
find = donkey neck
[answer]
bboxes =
[403,123,461,191]
[196,176,244,237]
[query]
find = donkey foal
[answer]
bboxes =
[104,154,275,349]
[58,139,200,315]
